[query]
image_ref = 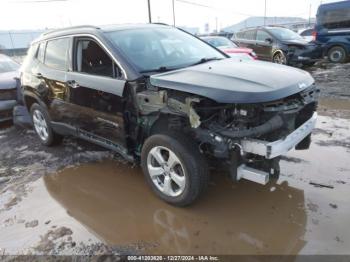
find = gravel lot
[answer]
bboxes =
[0,62,349,256]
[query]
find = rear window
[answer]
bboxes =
[237,30,256,40]
[44,38,69,70]
[319,8,350,29]
[205,37,237,48]
[300,29,313,36]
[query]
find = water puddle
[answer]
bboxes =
[42,161,308,255]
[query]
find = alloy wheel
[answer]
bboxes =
[33,109,49,141]
[329,50,343,63]
[273,53,287,64]
[147,146,186,197]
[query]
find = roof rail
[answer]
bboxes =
[43,25,100,36]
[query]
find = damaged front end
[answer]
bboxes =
[134,81,319,185]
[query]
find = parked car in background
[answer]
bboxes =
[0,54,20,123]
[201,36,257,59]
[21,24,318,206]
[234,26,323,66]
[298,28,314,42]
[315,0,350,63]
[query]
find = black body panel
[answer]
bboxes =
[151,59,314,103]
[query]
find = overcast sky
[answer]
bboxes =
[1,0,341,32]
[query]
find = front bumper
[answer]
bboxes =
[0,100,17,122]
[288,44,323,64]
[241,112,317,159]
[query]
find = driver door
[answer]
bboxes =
[255,30,273,61]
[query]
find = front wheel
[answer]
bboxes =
[272,52,287,65]
[141,133,209,206]
[30,103,62,146]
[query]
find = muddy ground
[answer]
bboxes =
[0,62,349,256]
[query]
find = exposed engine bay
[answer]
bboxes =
[134,82,319,184]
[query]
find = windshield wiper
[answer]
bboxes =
[190,57,223,66]
[140,66,173,74]
[140,57,223,74]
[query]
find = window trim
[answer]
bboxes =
[72,36,122,80]
[33,34,127,79]
[36,41,47,64]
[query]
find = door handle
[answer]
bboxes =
[67,80,80,88]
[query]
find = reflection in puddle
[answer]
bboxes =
[44,160,306,254]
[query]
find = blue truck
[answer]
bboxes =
[315,0,350,63]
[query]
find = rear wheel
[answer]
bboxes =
[328,46,348,63]
[273,52,287,65]
[141,133,209,206]
[30,103,62,146]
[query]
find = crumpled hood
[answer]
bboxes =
[281,39,309,46]
[0,71,19,90]
[150,59,314,104]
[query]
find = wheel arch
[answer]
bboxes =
[325,43,349,56]
[272,49,285,61]
[23,91,46,111]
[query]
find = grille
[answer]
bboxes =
[0,109,12,119]
[0,88,17,101]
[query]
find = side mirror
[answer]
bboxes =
[265,38,273,44]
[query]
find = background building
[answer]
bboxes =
[0,30,44,57]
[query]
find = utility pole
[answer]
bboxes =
[172,0,176,26]
[148,0,152,23]
[309,4,312,26]
[264,0,267,26]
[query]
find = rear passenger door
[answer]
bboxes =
[35,37,70,124]
[65,37,127,147]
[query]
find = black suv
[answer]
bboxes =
[234,26,323,66]
[21,24,318,206]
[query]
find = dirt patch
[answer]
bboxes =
[307,62,350,100]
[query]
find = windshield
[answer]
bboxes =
[204,37,237,48]
[106,27,225,72]
[268,28,304,41]
[0,57,19,73]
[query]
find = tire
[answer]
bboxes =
[328,46,348,63]
[141,133,209,206]
[30,103,62,146]
[272,52,287,65]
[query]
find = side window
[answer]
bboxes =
[37,42,46,63]
[321,8,350,29]
[244,30,256,40]
[236,32,243,39]
[45,38,69,70]
[75,39,120,78]
[256,30,271,42]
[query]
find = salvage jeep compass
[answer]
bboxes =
[21,24,319,206]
